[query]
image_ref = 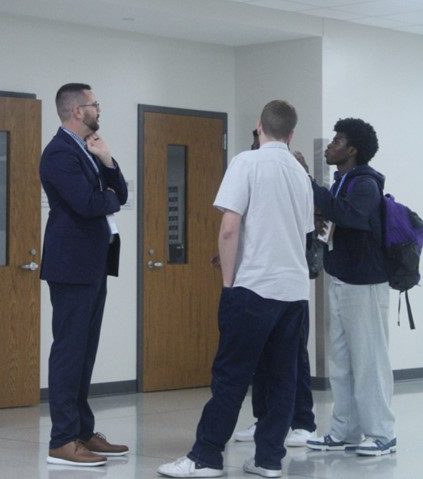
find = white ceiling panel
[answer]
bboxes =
[301,8,363,20]
[385,10,423,24]
[397,24,423,34]
[0,0,421,47]
[334,0,423,17]
[242,0,313,12]
[290,0,376,7]
[350,17,411,29]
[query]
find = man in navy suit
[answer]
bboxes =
[40,83,128,467]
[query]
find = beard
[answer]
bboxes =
[83,112,100,132]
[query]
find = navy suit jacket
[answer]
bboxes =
[40,128,128,284]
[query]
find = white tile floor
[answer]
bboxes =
[0,381,422,479]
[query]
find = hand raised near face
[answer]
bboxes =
[293,150,310,174]
[86,134,114,168]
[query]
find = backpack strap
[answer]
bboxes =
[396,286,417,330]
[405,291,416,330]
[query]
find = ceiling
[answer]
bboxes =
[0,0,422,46]
[231,0,423,35]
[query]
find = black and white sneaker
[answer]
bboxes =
[356,437,397,456]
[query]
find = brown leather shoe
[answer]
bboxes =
[47,440,107,466]
[81,432,129,456]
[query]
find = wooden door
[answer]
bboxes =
[139,108,226,391]
[0,95,41,407]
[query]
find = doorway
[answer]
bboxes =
[138,106,227,391]
[0,93,41,407]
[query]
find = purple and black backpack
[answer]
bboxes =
[348,179,423,329]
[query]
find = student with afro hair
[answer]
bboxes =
[296,118,396,456]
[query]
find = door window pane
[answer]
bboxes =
[167,145,186,264]
[0,132,7,266]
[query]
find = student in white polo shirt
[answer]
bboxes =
[158,100,314,478]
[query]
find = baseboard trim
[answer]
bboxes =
[310,376,331,390]
[311,368,423,391]
[393,367,423,382]
[40,380,138,402]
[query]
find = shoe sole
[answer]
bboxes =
[307,444,357,452]
[356,446,396,456]
[47,456,107,467]
[286,441,307,447]
[244,467,282,478]
[90,449,129,456]
[157,468,223,477]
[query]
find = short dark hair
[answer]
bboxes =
[334,118,379,164]
[55,83,91,121]
[260,100,297,140]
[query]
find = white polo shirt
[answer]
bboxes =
[214,141,314,302]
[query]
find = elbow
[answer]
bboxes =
[220,228,237,242]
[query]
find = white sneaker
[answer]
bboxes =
[234,423,256,442]
[285,429,316,447]
[243,457,282,478]
[157,456,223,477]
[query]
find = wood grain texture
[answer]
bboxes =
[142,112,224,391]
[0,97,41,407]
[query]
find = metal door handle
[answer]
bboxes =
[20,261,39,271]
[147,260,164,270]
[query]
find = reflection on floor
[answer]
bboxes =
[0,381,422,478]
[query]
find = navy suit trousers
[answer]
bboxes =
[188,287,307,470]
[47,273,107,449]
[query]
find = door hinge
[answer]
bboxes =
[222,133,227,151]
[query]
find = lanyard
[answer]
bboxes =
[332,173,349,198]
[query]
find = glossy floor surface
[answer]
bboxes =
[0,381,422,478]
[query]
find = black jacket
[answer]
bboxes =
[312,164,388,284]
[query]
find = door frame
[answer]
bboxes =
[0,90,41,406]
[0,90,36,99]
[137,105,227,391]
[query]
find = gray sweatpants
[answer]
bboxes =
[328,279,395,443]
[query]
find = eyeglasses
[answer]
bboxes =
[79,101,100,109]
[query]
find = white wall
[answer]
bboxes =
[1,12,422,389]
[0,14,236,387]
[234,38,323,160]
[234,37,323,375]
[322,19,423,370]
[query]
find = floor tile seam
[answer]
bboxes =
[92,405,206,417]
[286,473,327,479]
[0,436,49,446]
[134,406,206,416]
[0,409,190,428]
[0,424,50,431]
